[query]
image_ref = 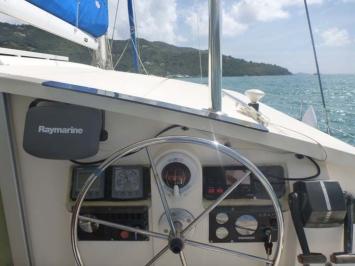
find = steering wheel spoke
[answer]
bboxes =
[145,246,169,266]
[179,251,188,266]
[78,215,168,241]
[146,147,177,236]
[182,171,251,235]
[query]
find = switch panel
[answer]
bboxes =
[78,206,149,241]
[209,206,278,243]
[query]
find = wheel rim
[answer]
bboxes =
[71,136,284,266]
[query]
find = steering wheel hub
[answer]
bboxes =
[169,237,185,254]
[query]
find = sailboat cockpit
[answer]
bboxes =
[0,1,355,266]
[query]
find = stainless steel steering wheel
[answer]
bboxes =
[71,136,284,266]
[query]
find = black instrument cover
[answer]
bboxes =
[23,101,103,160]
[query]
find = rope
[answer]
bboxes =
[111,0,120,42]
[131,40,149,75]
[109,0,120,65]
[303,0,331,135]
[132,0,141,59]
[113,40,130,69]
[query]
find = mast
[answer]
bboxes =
[127,0,140,73]
[94,36,113,69]
[208,0,222,112]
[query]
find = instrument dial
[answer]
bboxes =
[216,213,229,225]
[216,227,229,240]
[235,215,258,236]
[161,162,191,189]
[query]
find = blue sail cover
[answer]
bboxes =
[27,0,108,38]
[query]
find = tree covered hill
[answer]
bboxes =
[0,22,291,77]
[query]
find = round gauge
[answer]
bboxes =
[216,213,229,225]
[216,227,229,240]
[235,215,258,236]
[161,162,191,189]
[115,169,140,192]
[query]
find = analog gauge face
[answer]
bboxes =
[216,213,229,225]
[235,215,258,236]
[161,162,191,189]
[111,167,144,199]
[216,227,229,240]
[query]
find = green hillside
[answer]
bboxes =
[0,22,291,77]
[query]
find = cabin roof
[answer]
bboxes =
[0,55,354,165]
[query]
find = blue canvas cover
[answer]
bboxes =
[27,0,108,37]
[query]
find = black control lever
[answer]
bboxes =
[330,193,355,264]
[289,192,327,265]
[263,228,273,256]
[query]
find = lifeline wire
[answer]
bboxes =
[303,0,331,135]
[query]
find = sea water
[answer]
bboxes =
[186,74,355,146]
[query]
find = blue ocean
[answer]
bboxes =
[186,74,355,146]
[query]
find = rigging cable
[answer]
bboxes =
[195,7,203,83]
[132,0,141,60]
[131,40,149,75]
[109,0,120,67]
[114,40,130,69]
[303,0,331,135]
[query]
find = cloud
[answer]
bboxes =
[0,0,182,44]
[231,0,323,24]
[184,0,323,39]
[320,27,352,47]
[108,0,182,43]
[0,0,326,45]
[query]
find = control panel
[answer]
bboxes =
[78,206,149,241]
[209,206,278,243]
[203,165,286,200]
[70,165,151,201]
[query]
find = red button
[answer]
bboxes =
[216,188,224,194]
[208,188,216,194]
[120,230,129,239]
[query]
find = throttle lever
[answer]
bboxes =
[263,228,273,256]
[289,192,327,265]
[330,193,355,264]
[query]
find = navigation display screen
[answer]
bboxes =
[111,167,144,200]
[71,167,105,200]
[203,165,286,200]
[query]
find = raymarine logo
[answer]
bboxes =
[38,125,84,135]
